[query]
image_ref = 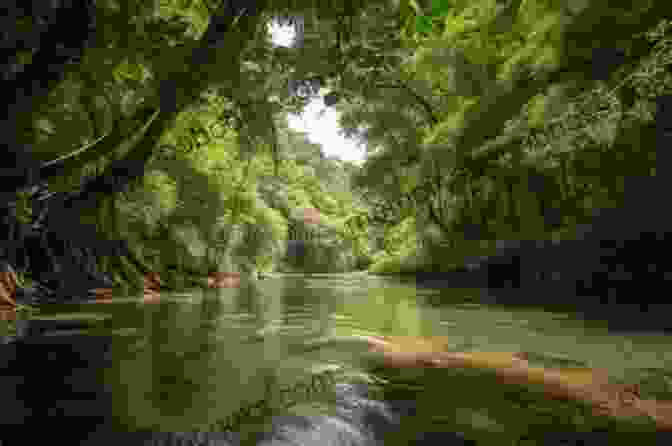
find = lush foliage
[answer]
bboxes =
[346,1,670,274]
[2,0,404,287]
[2,0,670,282]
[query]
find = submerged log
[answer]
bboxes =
[364,335,672,431]
[207,272,241,288]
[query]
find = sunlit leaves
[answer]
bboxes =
[4,0,396,277]
[441,14,479,41]
[415,15,433,35]
[423,98,471,144]
[428,0,453,17]
[381,215,418,255]
[403,0,454,37]
[354,1,668,262]
[118,168,180,232]
[112,58,153,84]
[526,93,548,128]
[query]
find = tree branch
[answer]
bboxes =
[39,107,159,182]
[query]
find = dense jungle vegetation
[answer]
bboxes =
[0,0,670,310]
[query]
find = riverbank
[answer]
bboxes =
[368,203,672,332]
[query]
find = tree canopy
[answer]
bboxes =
[0,0,670,292]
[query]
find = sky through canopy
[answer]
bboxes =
[269,23,366,165]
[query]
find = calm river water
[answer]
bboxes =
[3,273,672,443]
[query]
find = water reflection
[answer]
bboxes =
[101,275,384,432]
[3,274,672,443]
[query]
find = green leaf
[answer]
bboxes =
[415,15,434,34]
[429,0,453,18]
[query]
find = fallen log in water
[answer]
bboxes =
[363,335,672,431]
[206,272,241,289]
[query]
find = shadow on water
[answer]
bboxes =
[1,274,670,445]
[401,268,672,335]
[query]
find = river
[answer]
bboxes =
[2,273,671,444]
